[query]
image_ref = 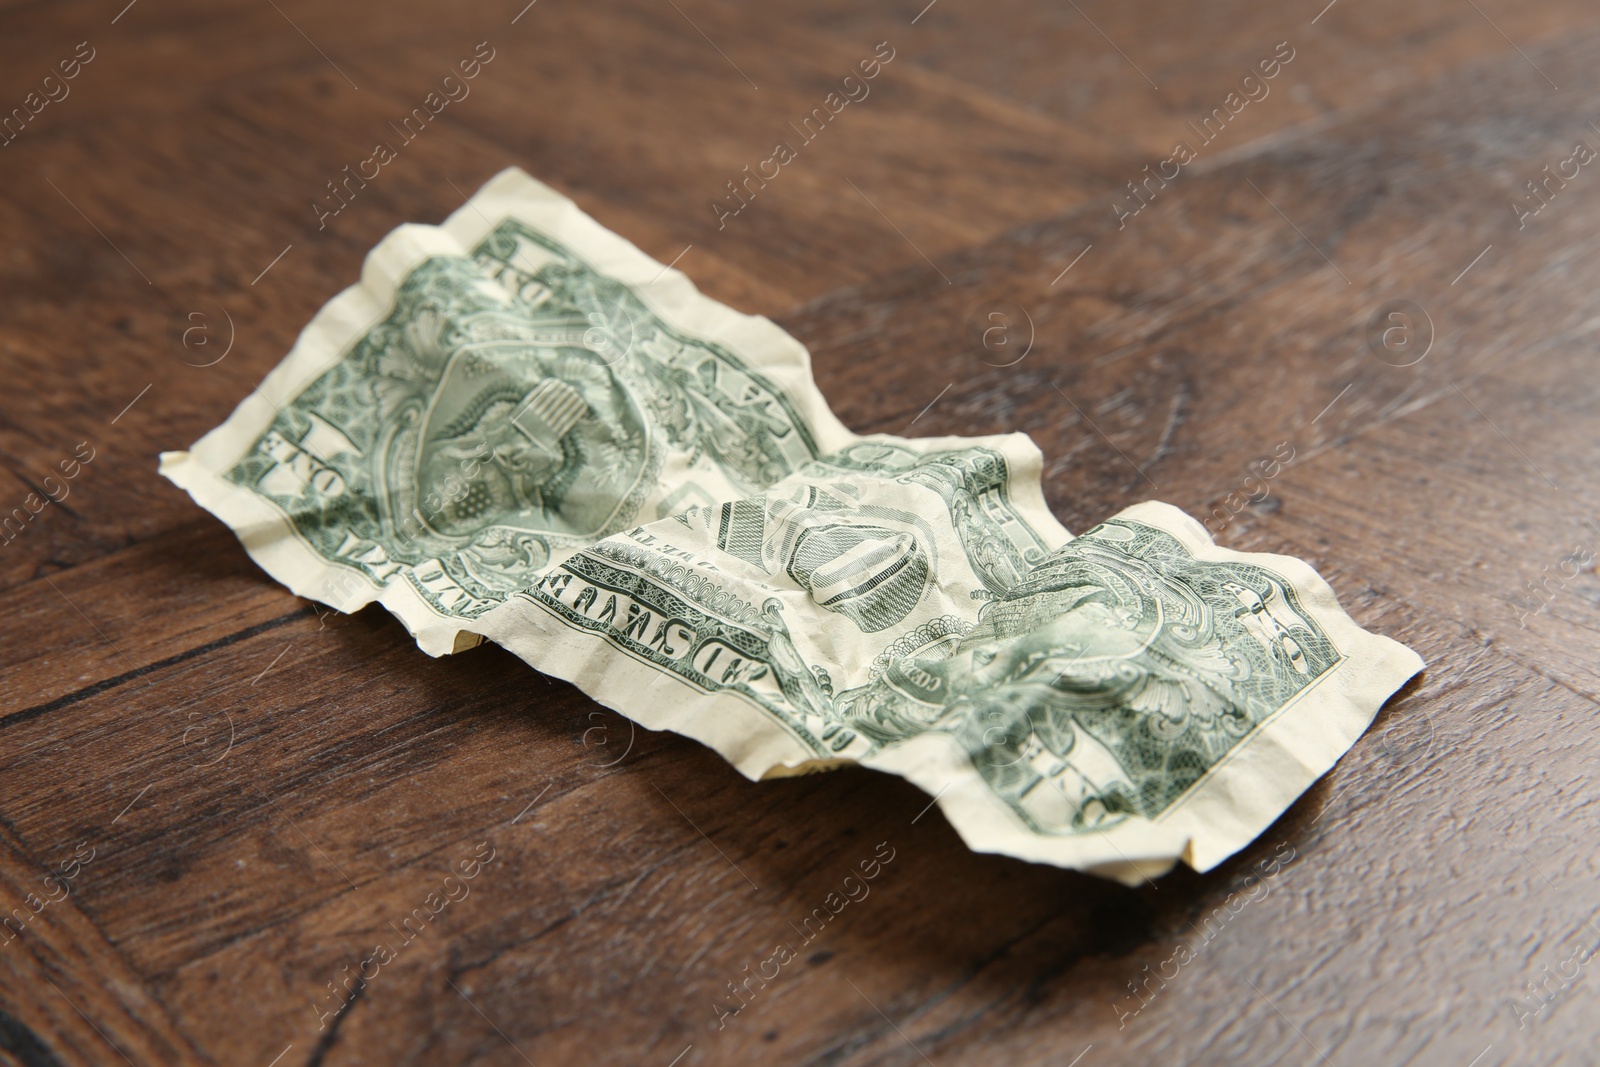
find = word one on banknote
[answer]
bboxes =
[162,169,1422,884]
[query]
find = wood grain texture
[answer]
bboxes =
[2,1,1599,1065]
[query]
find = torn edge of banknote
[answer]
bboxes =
[160,167,859,655]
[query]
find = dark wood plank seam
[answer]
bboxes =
[0,1007,68,1067]
[303,980,364,1067]
[0,608,307,733]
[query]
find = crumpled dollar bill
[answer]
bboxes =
[161,169,1422,883]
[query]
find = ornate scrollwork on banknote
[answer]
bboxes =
[480,463,1420,880]
[162,169,1422,882]
[163,170,856,653]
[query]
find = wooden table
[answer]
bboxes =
[3,1,1599,1063]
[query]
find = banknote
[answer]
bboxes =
[161,168,1423,881]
